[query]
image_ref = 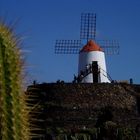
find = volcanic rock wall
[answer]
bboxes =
[27,83,140,133]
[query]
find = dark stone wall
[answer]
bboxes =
[27,83,140,133]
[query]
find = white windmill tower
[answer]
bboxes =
[78,40,110,83]
[55,13,119,83]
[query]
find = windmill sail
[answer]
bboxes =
[55,13,119,55]
[55,40,81,54]
[80,13,96,41]
[96,40,119,55]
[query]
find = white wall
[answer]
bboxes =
[78,51,110,83]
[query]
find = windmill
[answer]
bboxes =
[55,13,119,83]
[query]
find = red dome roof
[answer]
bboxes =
[80,40,103,52]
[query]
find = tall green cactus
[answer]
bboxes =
[0,21,29,139]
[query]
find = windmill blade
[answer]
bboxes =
[96,40,120,55]
[55,40,81,54]
[80,13,96,41]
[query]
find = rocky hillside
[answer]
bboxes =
[27,83,140,139]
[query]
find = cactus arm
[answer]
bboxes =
[0,22,29,140]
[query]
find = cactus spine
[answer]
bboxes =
[0,21,29,139]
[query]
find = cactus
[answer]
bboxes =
[0,21,29,139]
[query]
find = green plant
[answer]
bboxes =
[117,128,136,140]
[0,21,29,139]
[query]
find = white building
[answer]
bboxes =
[78,40,110,83]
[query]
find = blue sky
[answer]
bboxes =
[1,0,140,84]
